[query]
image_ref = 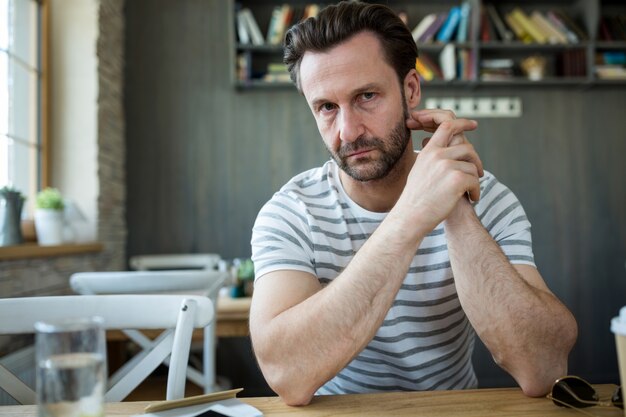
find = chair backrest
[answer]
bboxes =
[0,294,213,404]
[69,270,228,300]
[129,253,221,271]
[68,270,229,394]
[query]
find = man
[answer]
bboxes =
[250,1,577,406]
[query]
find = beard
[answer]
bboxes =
[327,106,411,182]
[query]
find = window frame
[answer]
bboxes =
[0,0,49,200]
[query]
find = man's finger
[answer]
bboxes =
[407,109,477,132]
[424,119,478,148]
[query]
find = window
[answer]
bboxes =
[0,0,46,214]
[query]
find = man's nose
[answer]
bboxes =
[338,108,365,143]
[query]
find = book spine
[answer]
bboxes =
[455,2,471,43]
[266,6,283,45]
[546,11,578,43]
[242,8,264,46]
[419,12,448,43]
[554,10,588,41]
[418,53,443,79]
[480,8,490,42]
[236,11,250,45]
[504,12,532,43]
[415,58,434,81]
[412,13,437,42]
[511,8,547,44]
[439,43,456,80]
[436,6,462,43]
[486,4,513,42]
[532,11,568,44]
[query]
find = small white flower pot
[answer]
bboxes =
[34,209,65,246]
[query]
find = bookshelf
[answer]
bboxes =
[232,0,626,90]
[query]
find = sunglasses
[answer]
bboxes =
[547,376,623,416]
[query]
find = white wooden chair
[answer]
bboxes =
[129,253,221,271]
[69,269,228,393]
[0,294,213,404]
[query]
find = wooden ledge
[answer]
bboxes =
[0,242,103,261]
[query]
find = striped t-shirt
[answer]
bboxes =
[251,158,535,395]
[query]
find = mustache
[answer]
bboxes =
[337,137,383,158]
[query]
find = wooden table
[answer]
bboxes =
[106,296,251,341]
[1,385,622,416]
[213,296,251,337]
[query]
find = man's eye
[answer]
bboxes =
[362,92,376,100]
[319,103,336,113]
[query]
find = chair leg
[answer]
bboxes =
[203,324,216,393]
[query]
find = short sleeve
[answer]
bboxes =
[475,172,536,267]
[251,191,316,282]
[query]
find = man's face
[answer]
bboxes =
[299,32,413,182]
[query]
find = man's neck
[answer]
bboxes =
[339,145,417,213]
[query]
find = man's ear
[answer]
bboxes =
[403,68,421,108]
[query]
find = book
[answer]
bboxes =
[599,17,613,41]
[485,4,513,42]
[480,58,514,81]
[480,7,496,42]
[263,62,291,83]
[596,64,626,80]
[412,13,437,43]
[553,9,588,41]
[415,57,435,81]
[237,52,251,82]
[599,51,626,65]
[546,10,579,43]
[607,16,626,40]
[455,2,471,43]
[504,12,531,43]
[302,4,320,20]
[510,8,547,44]
[531,11,568,44]
[436,6,462,43]
[241,8,264,46]
[236,10,250,45]
[418,12,448,43]
[457,48,471,80]
[439,43,456,80]
[418,52,444,79]
[266,6,283,45]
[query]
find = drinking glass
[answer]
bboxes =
[35,316,107,417]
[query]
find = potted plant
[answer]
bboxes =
[0,186,26,246]
[34,187,65,245]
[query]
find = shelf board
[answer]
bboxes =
[592,78,626,84]
[235,78,616,89]
[479,42,590,50]
[595,41,626,49]
[478,77,590,86]
[417,42,473,52]
[236,80,295,90]
[0,242,104,261]
[237,44,283,53]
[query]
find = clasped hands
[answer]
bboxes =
[398,109,484,232]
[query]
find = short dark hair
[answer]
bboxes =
[283,1,418,92]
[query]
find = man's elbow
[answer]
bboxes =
[262,365,316,406]
[278,388,315,406]
[518,376,554,398]
[520,319,578,397]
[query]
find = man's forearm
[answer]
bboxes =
[253,210,425,405]
[444,201,577,396]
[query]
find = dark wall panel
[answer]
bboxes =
[125,0,626,390]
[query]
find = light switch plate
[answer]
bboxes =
[424,97,522,118]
